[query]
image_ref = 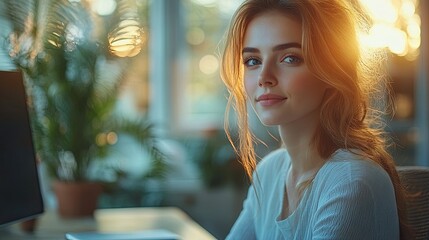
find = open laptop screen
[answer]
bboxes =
[0,70,44,226]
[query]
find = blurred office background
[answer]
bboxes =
[0,0,427,239]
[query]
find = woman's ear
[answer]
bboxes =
[321,86,336,103]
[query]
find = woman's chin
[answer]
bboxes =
[258,119,279,126]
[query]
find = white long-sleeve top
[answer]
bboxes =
[226,148,400,240]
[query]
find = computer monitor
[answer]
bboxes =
[0,70,44,227]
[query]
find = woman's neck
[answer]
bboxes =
[279,115,325,176]
[284,144,325,177]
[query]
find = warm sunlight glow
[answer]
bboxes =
[388,29,408,55]
[359,0,398,23]
[358,0,420,60]
[400,1,416,18]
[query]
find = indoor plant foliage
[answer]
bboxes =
[5,0,167,185]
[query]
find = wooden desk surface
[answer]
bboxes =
[0,207,216,240]
[95,207,216,240]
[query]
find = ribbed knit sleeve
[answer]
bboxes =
[226,184,257,240]
[226,149,288,240]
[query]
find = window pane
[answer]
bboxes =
[181,0,242,130]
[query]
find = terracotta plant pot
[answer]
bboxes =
[20,218,38,233]
[53,181,103,218]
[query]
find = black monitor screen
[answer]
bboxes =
[0,71,44,226]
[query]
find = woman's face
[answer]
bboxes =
[242,11,328,127]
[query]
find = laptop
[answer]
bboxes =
[65,229,180,240]
[0,70,44,227]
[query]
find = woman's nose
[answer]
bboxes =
[258,65,277,87]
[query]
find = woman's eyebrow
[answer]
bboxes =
[242,42,302,54]
[272,42,301,51]
[242,47,259,54]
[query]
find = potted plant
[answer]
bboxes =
[3,0,167,217]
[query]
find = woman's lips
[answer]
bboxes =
[256,94,287,107]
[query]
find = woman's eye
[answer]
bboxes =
[282,55,302,64]
[244,58,261,67]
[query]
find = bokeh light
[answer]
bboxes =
[199,55,219,75]
[358,0,420,60]
[191,0,217,7]
[91,0,117,16]
[187,27,205,45]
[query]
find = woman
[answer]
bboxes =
[220,0,409,239]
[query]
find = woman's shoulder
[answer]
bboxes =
[309,150,399,239]
[255,148,289,176]
[317,149,393,190]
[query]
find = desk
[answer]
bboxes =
[1,207,216,240]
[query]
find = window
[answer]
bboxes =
[146,0,242,134]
